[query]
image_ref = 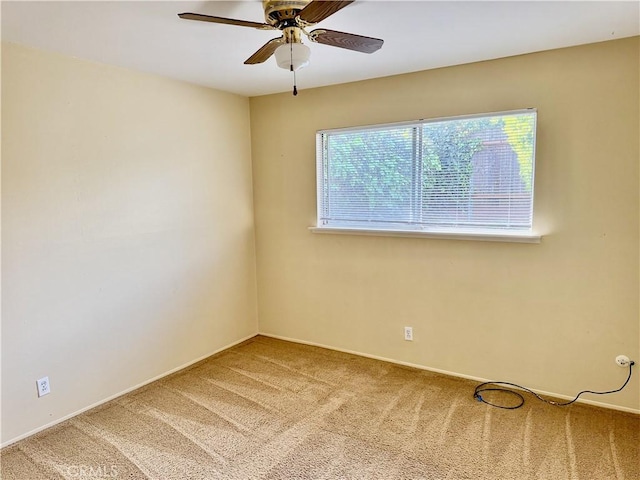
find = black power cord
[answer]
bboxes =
[474,360,635,410]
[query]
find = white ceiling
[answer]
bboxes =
[2,1,638,97]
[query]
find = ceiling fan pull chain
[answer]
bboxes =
[290,43,298,96]
[292,66,298,96]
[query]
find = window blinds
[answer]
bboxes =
[317,109,537,234]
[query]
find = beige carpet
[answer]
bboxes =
[2,335,638,479]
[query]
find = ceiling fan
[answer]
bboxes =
[178,0,383,93]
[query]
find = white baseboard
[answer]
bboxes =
[258,332,640,415]
[1,333,258,449]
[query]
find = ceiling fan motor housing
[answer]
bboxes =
[263,0,311,26]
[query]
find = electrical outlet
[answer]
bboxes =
[615,355,631,367]
[404,326,413,341]
[37,376,51,397]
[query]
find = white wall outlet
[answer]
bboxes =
[404,326,413,341]
[615,355,631,367]
[37,376,51,397]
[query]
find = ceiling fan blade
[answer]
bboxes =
[245,37,285,64]
[298,0,354,24]
[309,29,383,54]
[178,13,274,30]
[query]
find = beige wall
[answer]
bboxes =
[250,37,640,411]
[1,43,258,443]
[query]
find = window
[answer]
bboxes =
[315,109,538,241]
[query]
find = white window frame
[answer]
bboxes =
[311,109,541,243]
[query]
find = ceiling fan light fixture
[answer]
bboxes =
[274,42,310,71]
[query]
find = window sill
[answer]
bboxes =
[309,226,541,244]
